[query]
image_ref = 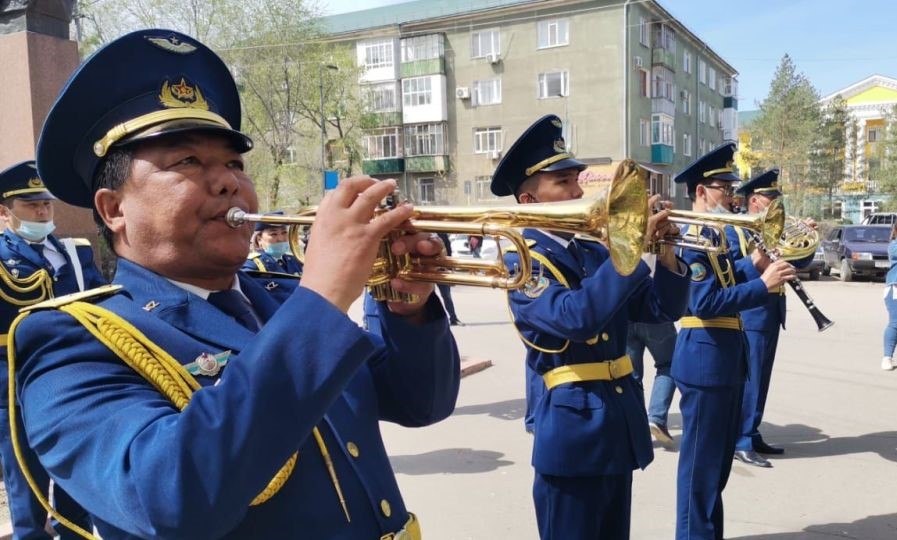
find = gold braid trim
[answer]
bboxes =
[0,264,51,306]
[7,302,301,540]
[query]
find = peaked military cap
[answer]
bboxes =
[673,142,740,192]
[36,29,253,209]
[0,161,55,201]
[255,211,286,232]
[491,114,586,197]
[736,168,781,197]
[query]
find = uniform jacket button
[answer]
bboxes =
[615,385,623,394]
[380,499,392,517]
[347,441,360,458]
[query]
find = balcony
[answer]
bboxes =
[652,48,675,71]
[405,155,448,173]
[652,98,676,117]
[362,158,404,175]
[401,57,445,78]
[651,144,673,164]
[723,96,738,110]
[362,111,403,129]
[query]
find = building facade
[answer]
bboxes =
[325,0,738,207]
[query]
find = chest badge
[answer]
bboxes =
[186,350,232,377]
[523,275,550,298]
[6,258,19,267]
[689,262,707,282]
[265,281,278,291]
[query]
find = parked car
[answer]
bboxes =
[449,234,509,260]
[796,246,825,281]
[861,212,897,225]
[821,225,891,281]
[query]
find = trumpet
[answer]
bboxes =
[778,216,820,261]
[226,160,785,301]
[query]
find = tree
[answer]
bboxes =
[872,105,897,209]
[73,0,365,209]
[809,95,848,218]
[743,54,820,216]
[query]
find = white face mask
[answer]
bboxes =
[12,214,56,242]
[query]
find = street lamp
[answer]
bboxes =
[319,63,339,195]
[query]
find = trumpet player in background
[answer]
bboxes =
[11,29,459,539]
[495,115,691,539]
[728,169,816,467]
[671,144,796,540]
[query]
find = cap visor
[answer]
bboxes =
[710,172,741,183]
[118,119,253,153]
[11,191,56,201]
[541,157,587,173]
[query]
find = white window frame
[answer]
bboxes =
[401,34,443,63]
[698,59,707,84]
[475,175,496,200]
[474,127,503,154]
[639,17,649,46]
[699,100,706,124]
[681,89,691,115]
[651,113,674,146]
[538,70,569,99]
[364,82,397,112]
[638,68,650,98]
[708,67,717,91]
[639,118,650,147]
[709,105,716,127]
[683,51,692,73]
[473,78,502,106]
[417,177,436,204]
[471,28,500,58]
[362,127,401,160]
[537,18,570,49]
[652,67,674,101]
[363,40,394,70]
[868,128,880,142]
[404,123,446,156]
[402,77,432,107]
[683,132,692,156]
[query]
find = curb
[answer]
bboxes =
[460,356,493,378]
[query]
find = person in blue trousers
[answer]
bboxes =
[626,319,678,447]
[882,222,897,371]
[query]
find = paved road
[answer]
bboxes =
[1,277,895,539]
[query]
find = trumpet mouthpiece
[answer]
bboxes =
[225,207,246,228]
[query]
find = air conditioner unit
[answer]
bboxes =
[487,52,501,64]
[633,56,644,69]
[488,150,501,160]
[456,87,471,99]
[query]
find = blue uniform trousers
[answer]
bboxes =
[0,405,91,539]
[524,364,543,433]
[675,381,742,540]
[533,471,632,539]
[737,329,780,451]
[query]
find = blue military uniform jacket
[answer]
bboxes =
[12,258,460,539]
[243,251,303,276]
[239,269,300,304]
[727,226,814,331]
[672,226,770,387]
[504,229,690,477]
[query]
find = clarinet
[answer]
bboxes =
[746,230,834,332]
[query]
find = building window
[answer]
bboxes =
[698,59,706,84]
[652,67,674,101]
[404,123,446,156]
[681,89,691,115]
[638,69,650,97]
[639,17,649,46]
[708,67,717,91]
[363,39,394,69]
[833,200,843,219]
[683,133,692,156]
[709,105,716,127]
[683,51,692,73]
[861,200,880,219]
[868,128,880,142]
[474,127,503,153]
[364,82,397,112]
[401,34,443,63]
[538,71,569,98]
[698,100,706,124]
[475,176,496,200]
[651,114,674,146]
[471,28,500,58]
[652,24,676,53]
[362,127,401,159]
[473,78,502,106]
[537,18,570,49]
[402,76,432,107]
[717,109,723,130]
[639,118,650,147]
[417,178,436,204]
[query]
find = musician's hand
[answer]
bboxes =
[760,259,796,291]
[385,232,440,321]
[751,248,771,271]
[302,176,412,313]
[803,217,818,230]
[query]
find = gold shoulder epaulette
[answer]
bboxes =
[247,252,262,260]
[242,269,300,280]
[20,284,123,313]
[69,238,92,247]
[503,239,538,253]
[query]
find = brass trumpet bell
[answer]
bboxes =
[778,216,820,261]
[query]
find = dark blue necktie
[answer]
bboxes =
[207,289,261,332]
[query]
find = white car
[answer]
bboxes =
[448,234,509,260]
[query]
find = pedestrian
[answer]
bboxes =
[0,161,105,539]
[626,319,678,448]
[497,115,690,539]
[468,234,482,258]
[13,29,460,540]
[436,232,463,326]
[882,221,897,370]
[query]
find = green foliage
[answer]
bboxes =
[872,105,897,208]
[743,54,821,216]
[809,94,848,218]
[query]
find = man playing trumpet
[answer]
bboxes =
[11,29,459,539]
[495,115,691,539]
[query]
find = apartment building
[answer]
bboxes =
[324,0,738,207]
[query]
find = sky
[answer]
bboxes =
[320,0,897,110]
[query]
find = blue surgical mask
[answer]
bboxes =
[264,242,290,259]
[15,219,56,242]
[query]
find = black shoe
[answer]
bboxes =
[734,450,772,468]
[754,440,785,455]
